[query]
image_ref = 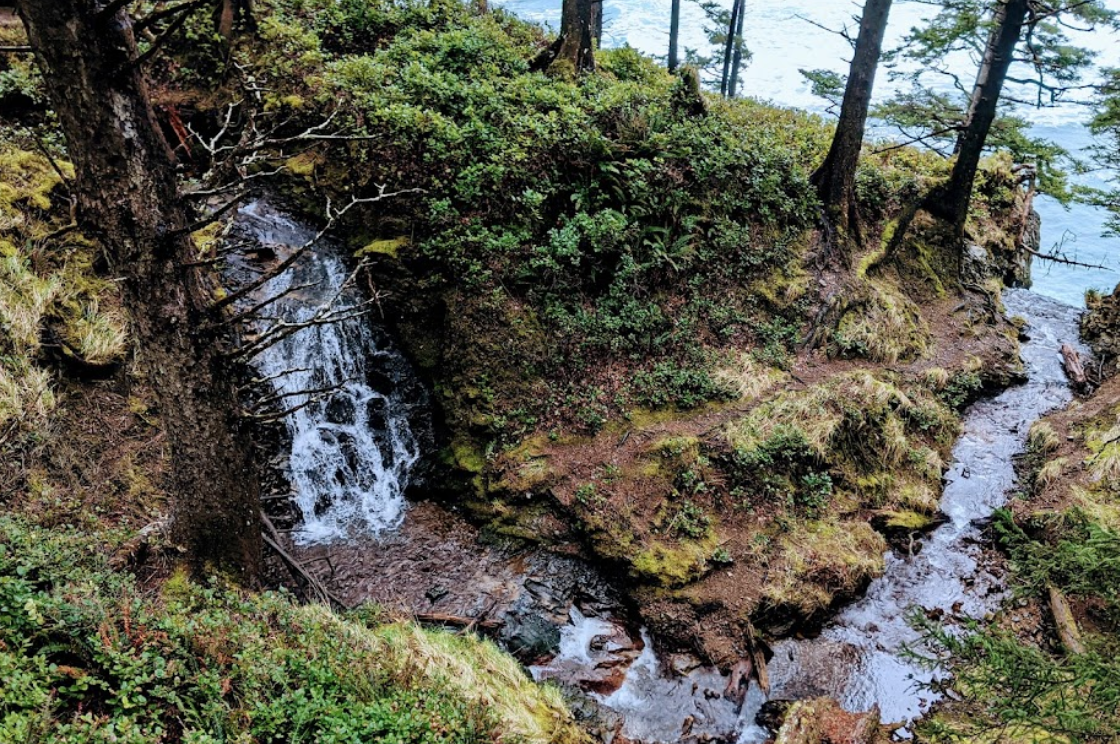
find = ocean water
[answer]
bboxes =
[495,0,1120,305]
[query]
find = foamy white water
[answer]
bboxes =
[236,201,421,544]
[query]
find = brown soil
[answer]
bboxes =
[482,285,1023,669]
[0,372,168,532]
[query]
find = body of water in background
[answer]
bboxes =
[495,0,1120,306]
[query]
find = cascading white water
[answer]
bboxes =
[235,200,421,544]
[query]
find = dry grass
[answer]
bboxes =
[1035,457,1068,493]
[711,352,786,401]
[307,606,588,744]
[835,285,932,364]
[764,520,886,614]
[0,148,127,449]
[1028,420,1060,456]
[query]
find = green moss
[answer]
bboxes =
[764,520,886,614]
[358,236,410,259]
[631,536,718,587]
[880,509,938,531]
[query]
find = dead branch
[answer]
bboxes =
[172,190,249,237]
[134,0,212,32]
[95,0,135,23]
[233,302,373,363]
[219,279,320,328]
[1048,585,1086,655]
[213,188,417,313]
[261,511,351,610]
[239,366,314,391]
[248,377,357,412]
[132,5,193,68]
[1061,343,1088,391]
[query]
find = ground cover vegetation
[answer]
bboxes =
[0,0,1071,738]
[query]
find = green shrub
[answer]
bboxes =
[0,517,585,744]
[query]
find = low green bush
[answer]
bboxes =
[0,517,584,744]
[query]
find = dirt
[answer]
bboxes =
[0,372,168,532]
[477,282,1024,670]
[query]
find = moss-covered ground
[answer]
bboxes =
[0,0,1047,731]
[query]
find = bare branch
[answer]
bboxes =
[220,279,320,328]
[134,0,211,32]
[132,5,193,68]
[95,0,135,23]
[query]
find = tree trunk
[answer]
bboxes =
[727,0,747,98]
[591,0,602,50]
[668,0,681,72]
[719,0,743,98]
[810,0,893,236]
[555,0,595,73]
[16,0,263,581]
[932,0,1029,232]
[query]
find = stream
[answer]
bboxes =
[232,203,1088,741]
[536,289,1088,742]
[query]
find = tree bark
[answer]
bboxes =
[17,0,263,581]
[727,0,747,98]
[932,0,1029,232]
[668,0,682,73]
[719,0,743,98]
[810,0,893,236]
[591,0,602,50]
[555,0,595,73]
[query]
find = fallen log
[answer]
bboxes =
[1061,343,1087,391]
[1048,585,1085,656]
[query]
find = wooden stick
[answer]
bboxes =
[1061,343,1087,391]
[260,511,352,610]
[1048,585,1085,655]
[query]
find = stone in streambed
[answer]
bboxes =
[774,697,882,744]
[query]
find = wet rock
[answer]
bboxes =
[774,698,881,744]
[961,216,1034,291]
[756,699,795,732]
[501,612,562,662]
[1083,283,1120,377]
[424,585,449,603]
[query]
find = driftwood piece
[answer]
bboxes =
[1048,585,1086,656]
[1061,343,1087,391]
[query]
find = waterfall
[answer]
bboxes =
[233,200,423,544]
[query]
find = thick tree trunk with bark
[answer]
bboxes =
[811,0,893,236]
[591,0,602,50]
[17,0,262,580]
[668,0,682,72]
[556,0,595,73]
[932,0,1029,232]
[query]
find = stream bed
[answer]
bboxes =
[231,203,1089,742]
[535,288,1088,742]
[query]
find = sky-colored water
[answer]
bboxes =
[495,0,1120,306]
